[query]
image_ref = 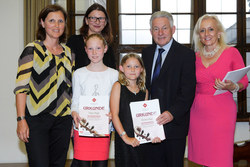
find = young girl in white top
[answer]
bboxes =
[71,33,118,167]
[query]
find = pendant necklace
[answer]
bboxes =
[129,87,139,95]
[203,45,221,58]
[133,88,138,95]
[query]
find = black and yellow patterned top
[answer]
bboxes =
[14,40,75,117]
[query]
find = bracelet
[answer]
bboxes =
[231,83,239,93]
[120,131,126,137]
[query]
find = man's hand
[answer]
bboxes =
[156,111,173,125]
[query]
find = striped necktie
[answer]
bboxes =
[152,48,165,83]
[151,48,165,98]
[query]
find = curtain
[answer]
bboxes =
[24,0,51,45]
[92,0,106,8]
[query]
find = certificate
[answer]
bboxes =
[78,96,109,137]
[129,99,166,144]
[214,65,250,95]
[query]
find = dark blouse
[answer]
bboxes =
[66,34,116,70]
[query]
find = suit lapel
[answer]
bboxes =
[147,45,157,84]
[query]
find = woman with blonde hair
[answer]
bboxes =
[188,14,248,167]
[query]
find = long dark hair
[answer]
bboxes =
[36,4,67,43]
[79,3,113,44]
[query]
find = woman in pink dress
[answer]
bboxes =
[188,14,248,167]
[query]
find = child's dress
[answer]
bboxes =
[71,67,118,160]
[115,83,146,167]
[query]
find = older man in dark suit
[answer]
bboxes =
[141,11,196,167]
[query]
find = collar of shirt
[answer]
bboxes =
[151,38,173,80]
[155,38,173,65]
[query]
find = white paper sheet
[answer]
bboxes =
[129,99,166,144]
[78,96,109,137]
[214,65,250,95]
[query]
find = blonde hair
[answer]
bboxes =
[192,14,227,52]
[85,33,107,47]
[119,53,146,92]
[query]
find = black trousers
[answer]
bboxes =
[140,137,186,167]
[25,113,72,167]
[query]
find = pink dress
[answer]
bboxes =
[188,47,248,167]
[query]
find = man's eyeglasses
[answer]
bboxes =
[88,17,106,23]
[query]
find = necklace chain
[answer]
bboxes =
[128,86,139,95]
[203,45,221,58]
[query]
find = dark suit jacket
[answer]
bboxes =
[142,39,196,139]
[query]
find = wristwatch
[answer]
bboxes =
[17,116,25,121]
[120,131,126,137]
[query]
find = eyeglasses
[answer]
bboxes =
[88,17,106,23]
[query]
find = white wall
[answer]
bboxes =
[0,0,27,163]
[0,0,249,163]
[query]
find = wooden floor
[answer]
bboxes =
[0,159,249,167]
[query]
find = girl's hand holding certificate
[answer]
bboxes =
[121,135,140,147]
[71,111,81,129]
[107,112,112,123]
[152,137,161,143]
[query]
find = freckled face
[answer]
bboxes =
[41,11,65,40]
[199,18,221,48]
